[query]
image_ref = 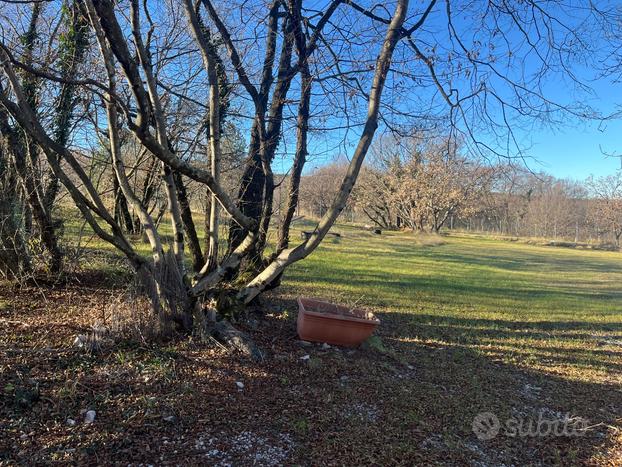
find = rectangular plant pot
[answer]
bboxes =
[297,297,380,347]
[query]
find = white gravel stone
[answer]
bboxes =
[84,410,96,424]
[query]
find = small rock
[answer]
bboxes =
[296,340,312,347]
[340,375,348,381]
[321,343,331,350]
[66,418,76,427]
[406,365,414,370]
[300,354,310,361]
[163,415,177,423]
[73,335,88,348]
[235,381,244,389]
[84,410,96,424]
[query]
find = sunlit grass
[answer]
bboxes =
[282,223,622,384]
[62,212,622,384]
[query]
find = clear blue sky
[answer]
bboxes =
[436,1,622,182]
[526,118,622,180]
[280,1,622,182]
[445,0,622,181]
[516,72,622,180]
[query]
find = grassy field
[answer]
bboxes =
[286,225,622,384]
[1,224,621,465]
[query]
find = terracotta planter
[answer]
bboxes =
[297,297,380,347]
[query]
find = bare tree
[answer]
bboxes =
[299,163,351,219]
[0,0,617,339]
[586,173,622,247]
[0,1,87,276]
[353,165,398,229]
[355,136,494,232]
[0,0,410,331]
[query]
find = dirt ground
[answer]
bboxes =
[1,274,621,466]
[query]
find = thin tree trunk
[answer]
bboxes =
[113,175,135,233]
[7,2,64,274]
[44,0,89,214]
[85,0,164,265]
[129,0,186,276]
[0,109,62,274]
[0,147,32,279]
[174,171,203,272]
[225,2,293,264]
[162,165,186,274]
[276,4,311,255]
[183,0,225,274]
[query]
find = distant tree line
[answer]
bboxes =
[298,138,622,247]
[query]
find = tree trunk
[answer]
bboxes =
[276,5,311,255]
[174,171,203,272]
[0,151,32,279]
[0,109,62,274]
[44,0,89,215]
[113,175,136,233]
[4,2,64,274]
[227,128,265,254]
[161,164,186,275]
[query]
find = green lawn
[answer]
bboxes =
[284,225,622,385]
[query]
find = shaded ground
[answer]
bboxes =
[1,231,621,465]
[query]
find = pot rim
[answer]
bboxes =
[297,297,380,325]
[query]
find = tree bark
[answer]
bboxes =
[183,0,224,273]
[90,0,256,232]
[44,0,89,215]
[0,147,32,279]
[113,175,136,233]
[0,108,62,274]
[276,0,311,255]
[174,172,204,272]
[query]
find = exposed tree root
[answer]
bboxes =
[213,319,264,362]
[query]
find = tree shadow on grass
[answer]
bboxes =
[398,311,622,371]
[428,247,620,273]
[374,323,622,465]
[292,302,620,464]
[298,264,622,316]
[2,269,621,465]
[359,239,622,276]
[213,306,622,465]
[408,314,622,337]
